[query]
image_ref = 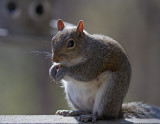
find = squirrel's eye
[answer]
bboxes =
[67,40,75,48]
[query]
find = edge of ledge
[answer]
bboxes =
[0,115,160,124]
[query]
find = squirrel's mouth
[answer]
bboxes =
[61,56,84,67]
[52,56,84,67]
[52,53,68,63]
[60,59,71,65]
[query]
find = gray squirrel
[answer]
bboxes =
[49,19,160,122]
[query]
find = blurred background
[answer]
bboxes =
[0,0,160,114]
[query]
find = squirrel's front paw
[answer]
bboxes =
[49,64,62,82]
[49,65,57,78]
[49,64,66,82]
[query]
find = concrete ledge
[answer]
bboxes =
[0,115,160,124]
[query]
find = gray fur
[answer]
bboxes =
[49,20,159,121]
[122,102,160,119]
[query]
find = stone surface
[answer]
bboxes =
[0,115,160,123]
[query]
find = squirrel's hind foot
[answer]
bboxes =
[78,114,97,123]
[56,110,89,116]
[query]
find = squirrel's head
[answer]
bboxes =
[51,19,85,65]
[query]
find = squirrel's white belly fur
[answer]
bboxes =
[62,71,111,112]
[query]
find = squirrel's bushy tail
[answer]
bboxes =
[122,102,160,118]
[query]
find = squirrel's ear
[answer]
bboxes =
[76,20,84,37]
[57,19,64,31]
